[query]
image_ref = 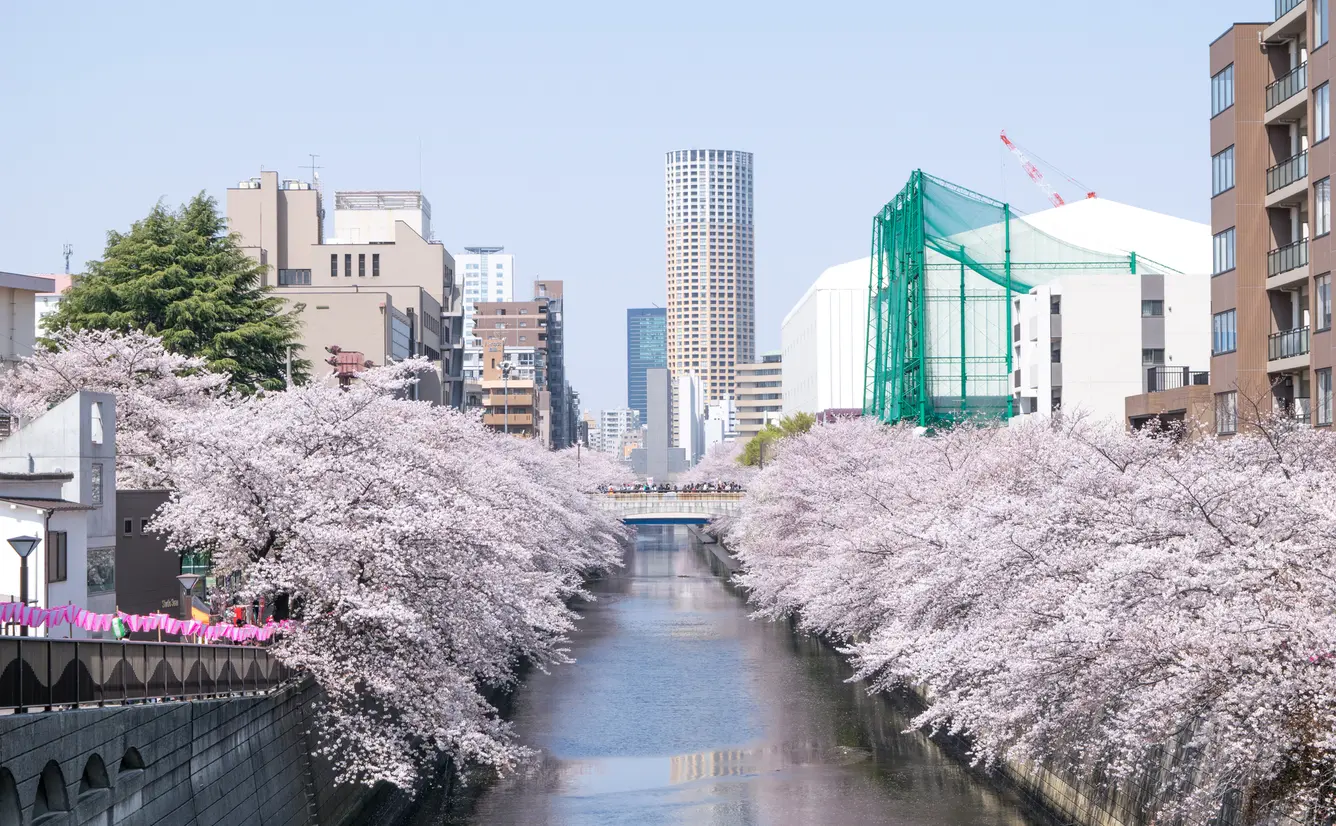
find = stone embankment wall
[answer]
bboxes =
[0,678,375,826]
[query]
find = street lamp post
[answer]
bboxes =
[175,573,202,624]
[501,360,514,435]
[7,536,39,638]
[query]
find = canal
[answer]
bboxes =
[445,525,1050,826]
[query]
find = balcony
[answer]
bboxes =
[482,413,534,428]
[1266,63,1307,123]
[1267,239,1309,289]
[482,393,535,407]
[1146,367,1210,393]
[1268,326,1311,366]
[1266,151,1308,207]
[1278,396,1312,424]
[1267,0,1308,42]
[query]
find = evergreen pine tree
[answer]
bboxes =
[46,193,309,391]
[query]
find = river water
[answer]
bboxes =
[447,525,1049,826]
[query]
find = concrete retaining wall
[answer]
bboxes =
[0,678,375,826]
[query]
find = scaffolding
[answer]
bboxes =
[864,171,1167,426]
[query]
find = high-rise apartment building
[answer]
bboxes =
[534,281,573,449]
[735,353,782,439]
[665,149,755,406]
[627,308,667,423]
[458,246,515,389]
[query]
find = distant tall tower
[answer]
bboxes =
[665,149,755,404]
[626,307,667,423]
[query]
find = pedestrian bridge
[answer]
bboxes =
[594,492,744,524]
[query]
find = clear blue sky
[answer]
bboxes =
[0,1,1264,413]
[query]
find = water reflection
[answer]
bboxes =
[447,525,1047,826]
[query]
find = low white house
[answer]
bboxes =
[0,391,116,637]
[781,258,869,417]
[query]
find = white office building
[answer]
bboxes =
[676,373,705,466]
[781,258,869,417]
[458,246,516,384]
[598,408,641,456]
[1009,199,1211,423]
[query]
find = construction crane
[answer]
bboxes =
[999,130,1097,208]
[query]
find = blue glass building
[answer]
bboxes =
[627,308,667,423]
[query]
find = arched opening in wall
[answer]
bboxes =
[0,769,21,825]
[79,753,111,797]
[119,747,146,774]
[32,760,70,818]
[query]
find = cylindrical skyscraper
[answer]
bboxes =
[665,149,755,405]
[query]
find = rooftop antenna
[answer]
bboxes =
[304,153,323,188]
[61,244,72,275]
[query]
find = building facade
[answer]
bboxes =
[665,149,755,406]
[631,368,687,479]
[534,280,573,449]
[458,247,515,389]
[1017,272,1210,424]
[225,171,464,406]
[676,372,705,467]
[627,308,667,424]
[597,408,641,455]
[735,353,782,439]
[0,391,117,637]
[781,258,869,418]
[480,337,539,437]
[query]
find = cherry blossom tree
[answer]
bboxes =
[677,441,753,487]
[733,414,1336,823]
[0,329,230,487]
[554,445,636,491]
[151,363,627,786]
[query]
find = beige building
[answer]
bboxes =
[665,149,755,407]
[735,352,782,439]
[480,337,540,438]
[225,171,463,405]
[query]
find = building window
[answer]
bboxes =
[1319,0,1330,49]
[91,401,103,446]
[1213,228,1236,274]
[1320,368,1334,426]
[358,254,366,277]
[1319,274,1333,331]
[140,517,150,533]
[1141,299,1165,317]
[372,253,380,277]
[277,269,311,286]
[330,254,337,279]
[344,254,352,277]
[1142,348,1165,365]
[1049,296,1061,314]
[122,518,133,536]
[87,547,114,594]
[1213,309,1237,354]
[1216,391,1238,435]
[1050,340,1061,363]
[1211,64,1235,117]
[1319,84,1331,143]
[47,531,67,583]
[1212,146,1235,195]
[90,462,103,506]
[1319,179,1332,236]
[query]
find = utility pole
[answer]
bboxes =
[61,244,72,275]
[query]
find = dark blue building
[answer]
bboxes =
[627,308,667,423]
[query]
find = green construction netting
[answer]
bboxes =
[864,171,1174,426]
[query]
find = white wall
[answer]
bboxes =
[1061,275,1143,421]
[1163,272,1212,377]
[782,258,868,416]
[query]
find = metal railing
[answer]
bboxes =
[1146,367,1210,393]
[1268,326,1311,360]
[1279,396,1312,423]
[1267,151,1308,194]
[0,637,291,711]
[1268,239,1309,276]
[1276,0,1303,19]
[1267,62,1307,111]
